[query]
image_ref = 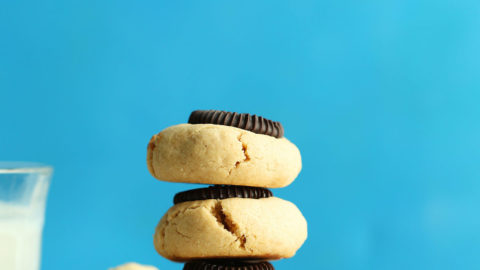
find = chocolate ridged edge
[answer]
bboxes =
[183,261,274,270]
[174,185,273,205]
[188,110,284,138]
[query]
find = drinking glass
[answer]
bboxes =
[0,162,52,270]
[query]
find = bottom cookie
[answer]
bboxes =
[154,197,307,261]
[183,260,274,270]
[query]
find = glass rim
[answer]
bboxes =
[0,162,53,174]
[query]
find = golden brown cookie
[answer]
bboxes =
[153,197,307,262]
[147,124,302,188]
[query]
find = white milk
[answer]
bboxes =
[0,202,44,270]
[0,163,51,270]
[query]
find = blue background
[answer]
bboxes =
[1,1,480,269]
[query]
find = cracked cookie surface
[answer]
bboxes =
[147,124,301,188]
[153,197,307,262]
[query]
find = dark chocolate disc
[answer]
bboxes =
[188,110,284,138]
[183,260,274,270]
[174,185,273,205]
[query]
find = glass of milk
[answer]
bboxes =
[0,162,52,270]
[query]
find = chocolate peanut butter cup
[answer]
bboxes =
[174,185,273,205]
[188,110,284,138]
[183,260,274,270]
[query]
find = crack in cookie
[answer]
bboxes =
[211,201,247,249]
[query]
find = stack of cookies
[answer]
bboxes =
[146,110,307,269]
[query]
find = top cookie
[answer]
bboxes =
[147,123,301,188]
